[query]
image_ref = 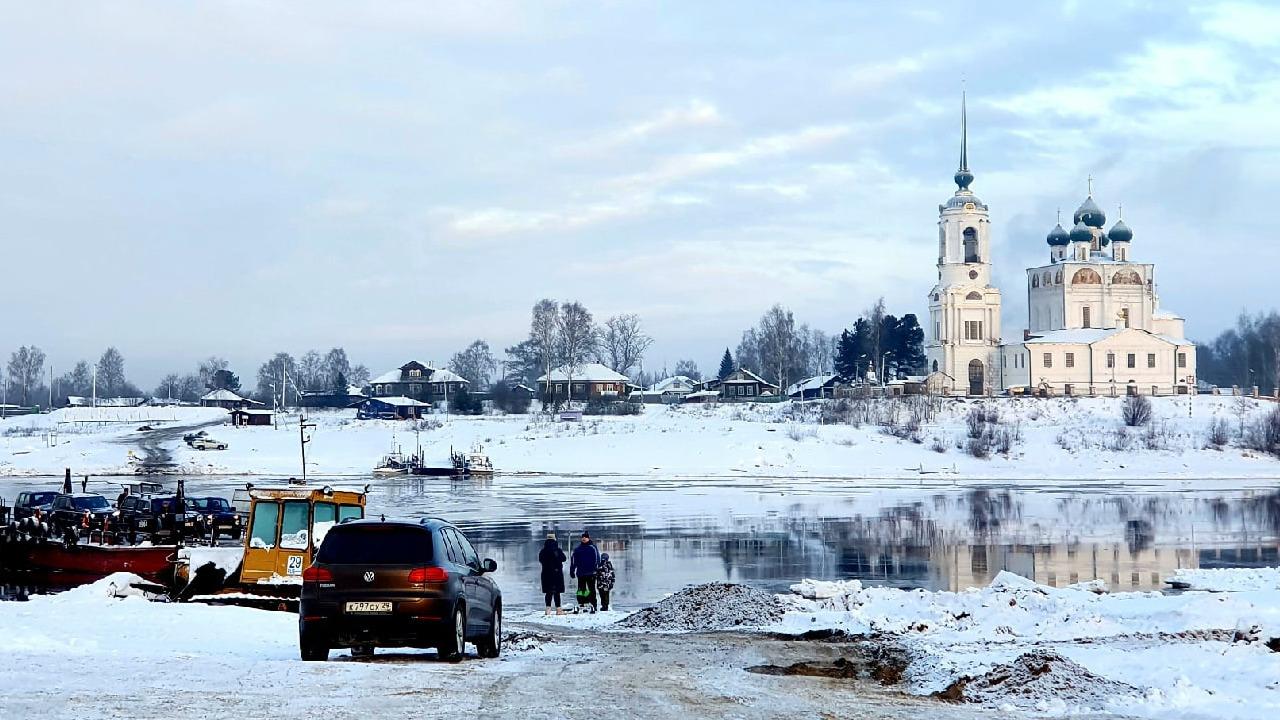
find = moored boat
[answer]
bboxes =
[6,540,178,585]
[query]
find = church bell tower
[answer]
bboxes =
[925,94,1002,395]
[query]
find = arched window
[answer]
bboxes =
[1055,270,1063,284]
[1032,275,1040,288]
[1042,271,1052,286]
[1072,268,1102,285]
[963,227,979,263]
[1112,269,1142,285]
[966,291,982,300]
[931,360,938,373]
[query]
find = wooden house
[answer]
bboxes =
[369,361,469,404]
[231,408,274,426]
[357,396,429,420]
[538,363,629,402]
[719,368,779,401]
[200,389,258,410]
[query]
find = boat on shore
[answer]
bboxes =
[1,539,178,585]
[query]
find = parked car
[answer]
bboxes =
[298,518,502,662]
[137,425,155,432]
[183,430,208,444]
[186,496,242,539]
[47,493,114,534]
[12,491,59,521]
[190,437,228,451]
[115,494,205,542]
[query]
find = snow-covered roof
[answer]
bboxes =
[363,396,428,407]
[1153,309,1182,320]
[1022,329,1122,345]
[538,363,629,383]
[785,374,839,396]
[650,375,696,392]
[1154,334,1195,346]
[347,385,367,396]
[685,390,720,399]
[371,367,469,385]
[201,389,248,402]
[370,369,402,385]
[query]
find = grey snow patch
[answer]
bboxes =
[618,582,786,632]
[937,650,1141,710]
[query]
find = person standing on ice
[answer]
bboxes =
[538,533,567,616]
[569,530,600,613]
[596,552,616,611]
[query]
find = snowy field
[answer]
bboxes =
[3,571,1277,719]
[1,396,1278,483]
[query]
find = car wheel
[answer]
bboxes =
[477,603,502,658]
[299,630,329,662]
[437,606,465,662]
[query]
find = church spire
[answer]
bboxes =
[954,91,974,191]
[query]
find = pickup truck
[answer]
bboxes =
[189,437,228,451]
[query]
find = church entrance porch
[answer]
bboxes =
[968,359,985,396]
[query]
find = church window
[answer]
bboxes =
[1147,353,1156,369]
[963,227,979,262]
[1032,275,1039,288]
[966,291,982,300]
[1066,353,1075,368]
[1106,353,1115,369]
[1120,308,1130,328]
[1043,353,1052,368]
[964,321,984,340]
[1116,248,1126,261]
[1055,270,1063,284]
[1177,352,1186,368]
[1127,353,1136,369]
[932,360,938,373]
[1042,271,1051,287]
[1083,306,1091,328]
[1112,269,1142,285]
[935,322,940,340]
[1072,268,1102,285]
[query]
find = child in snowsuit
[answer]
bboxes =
[596,552,616,611]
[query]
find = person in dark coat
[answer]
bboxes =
[596,552,616,611]
[538,533,567,615]
[569,531,600,613]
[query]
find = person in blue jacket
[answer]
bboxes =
[569,530,600,613]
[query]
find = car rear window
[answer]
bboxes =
[316,526,433,565]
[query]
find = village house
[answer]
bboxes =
[538,363,629,402]
[199,389,258,409]
[230,408,274,426]
[719,368,780,401]
[357,396,429,420]
[369,361,469,404]
[786,374,843,400]
[631,375,698,404]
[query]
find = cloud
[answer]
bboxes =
[1198,2,1280,47]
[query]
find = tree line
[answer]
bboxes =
[1198,311,1280,391]
[501,299,656,388]
[3,346,143,406]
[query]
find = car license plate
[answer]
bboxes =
[345,602,392,614]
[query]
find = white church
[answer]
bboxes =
[925,100,1197,397]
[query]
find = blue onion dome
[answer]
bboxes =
[1108,218,1133,243]
[1069,220,1093,243]
[1073,196,1106,228]
[955,167,974,190]
[1046,223,1070,246]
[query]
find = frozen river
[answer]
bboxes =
[3,473,1278,608]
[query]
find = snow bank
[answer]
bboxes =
[776,572,1280,718]
[618,583,786,632]
[1168,567,1280,591]
[178,546,243,576]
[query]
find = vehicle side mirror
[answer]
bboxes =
[482,558,497,573]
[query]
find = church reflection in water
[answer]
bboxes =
[381,478,1280,605]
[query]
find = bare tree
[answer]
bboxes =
[558,301,598,404]
[808,328,833,376]
[6,346,46,405]
[530,299,561,397]
[256,352,297,405]
[598,313,653,376]
[197,356,229,389]
[673,359,701,381]
[97,347,127,397]
[322,347,351,391]
[298,350,325,391]
[758,305,801,392]
[155,373,202,402]
[348,364,370,388]
[450,340,498,388]
[735,329,761,376]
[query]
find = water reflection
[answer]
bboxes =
[2,473,1279,607]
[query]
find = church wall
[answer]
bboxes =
[1012,332,1196,395]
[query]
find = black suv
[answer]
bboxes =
[47,493,113,534]
[298,518,502,662]
[186,496,242,539]
[12,491,59,521]
[116,495,205,542]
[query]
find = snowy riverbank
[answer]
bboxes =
[1,396,1278,482]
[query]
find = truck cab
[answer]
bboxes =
[240,484,366,585]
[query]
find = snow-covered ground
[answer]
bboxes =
[1,395,1278,482]
[774,572,1280,717]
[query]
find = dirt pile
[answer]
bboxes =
[618,582,786,632]
[936,650,1140,710]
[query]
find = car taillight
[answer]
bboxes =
[407,566,448,584]
[302,566,332,583]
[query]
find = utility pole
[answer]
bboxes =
[48,365,53,409]
[299,415,316,484]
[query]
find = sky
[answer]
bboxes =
[3,1,1279,388]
